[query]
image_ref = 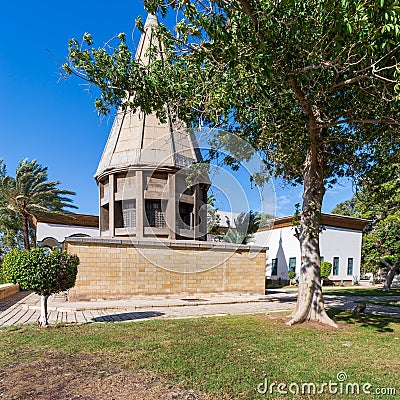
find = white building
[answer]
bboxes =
[254,213,370,285]
[32,211,369,286]
[32,214,99,249]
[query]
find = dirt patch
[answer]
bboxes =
[0,353,209,400]
[261,312,351,331]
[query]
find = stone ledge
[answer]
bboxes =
[0,284,20,300]
[66,236,268,252]
[21,295,274,312]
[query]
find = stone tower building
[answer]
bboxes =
[65,13,266,301]
[94,14,208,241]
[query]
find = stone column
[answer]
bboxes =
[136,170,144,238]
[194,185,200,240]
[98,184,103,236]
[109,174,115,237]
[201,187,208,240]
[195,185,207,241]
[167,173,177,240]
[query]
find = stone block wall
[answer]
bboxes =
[65,237,267,300]
[0,284,20,300]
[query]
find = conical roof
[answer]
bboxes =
[95,14,201,181]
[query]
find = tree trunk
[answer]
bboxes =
[39,294,49,327]
[381,257,400,291]
[287,148,337,328]
[31,223,37,248]
[21,214,30,251]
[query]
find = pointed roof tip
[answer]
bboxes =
[144,13,159,28]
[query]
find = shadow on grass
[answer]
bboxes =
[328,308,395,333]
[362,299,400,307]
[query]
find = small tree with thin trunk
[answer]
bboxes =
[2,248,79,326]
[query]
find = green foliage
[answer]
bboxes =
[333,160,400,274]
[361,160,400,220]
[258,213,275,229]
[361,231,382,274]
[2,248,79,296]
[0,159,24,251]
[206,194,220,237]
[373,213,400,257]
[331,198,360,217]
[320,261,332,278]
[223,211,261,244]
[347,202,399,276]
[288,271,296,280]
[0,158,76,250]
[65,1,400,185]
[0,268,8,284]
[362,213,400,274]
[379,255,400,272]
[64,1,400,317]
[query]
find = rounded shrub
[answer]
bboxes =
[2,248,79,326]
[2,248,79,295]
[320,261,332,278]
[288,271,296,280]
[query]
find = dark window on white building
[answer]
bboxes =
[271,258,278,276]
[288,257,296,272]
[333,257,339,275]
[347,258,354,275]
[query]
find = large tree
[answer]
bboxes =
[0,159,76,250]
[64,0,400,326]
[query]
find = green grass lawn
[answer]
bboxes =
[1,310,399,399]
[361,299,400,307]
[322,287,400,297]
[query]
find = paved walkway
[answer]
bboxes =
[0,289,399,327]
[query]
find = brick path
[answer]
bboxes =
[0,289,399,327]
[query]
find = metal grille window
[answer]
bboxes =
[347,258,354,276]
[146,201,165,228]
[155,209,165,228]
[271,258,278,276]
[333,257,339,275]
[122,201,136,227]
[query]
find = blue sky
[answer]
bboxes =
[0,1,354,217]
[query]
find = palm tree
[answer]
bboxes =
[0,159,76,250]
[0,160,21,251]
[223,211,261,244]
